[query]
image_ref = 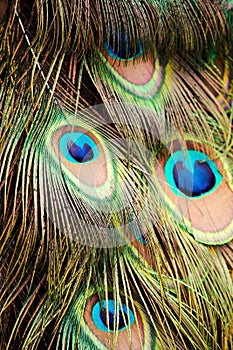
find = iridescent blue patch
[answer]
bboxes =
[59,132,100,163]
[164,150,222,198]
[92,300,135,332]
[104,31,143,61]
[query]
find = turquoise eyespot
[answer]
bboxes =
[59,132,100,163]
[92,300,135,332]
[164,150,222,198]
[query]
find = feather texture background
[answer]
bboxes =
[0,1,233,349]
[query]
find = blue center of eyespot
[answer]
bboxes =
[68,141,93,163]
[164,150,222,198]
[59,132,100,164]
[92,300,135,332]
[104,31,143,61]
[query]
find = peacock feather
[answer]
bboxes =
[0,1,233,349]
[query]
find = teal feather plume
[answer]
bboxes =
[0,1,233,349]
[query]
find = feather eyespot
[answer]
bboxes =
[60,289,160,349]
[53,125,113,189]
[43,117,151,246]
[82,293,159,349]
[95,41,165,96]
[60,132,99,164]
[104,31,143,61]
[165,150,222,198]
[92,300,135,332]
[154,139,233,245]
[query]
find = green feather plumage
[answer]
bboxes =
[0,1,233,349]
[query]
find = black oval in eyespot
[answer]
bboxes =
[104,31,143,61]
[68,140,94,163]
[100,308,127,331]
[173,160,216,197]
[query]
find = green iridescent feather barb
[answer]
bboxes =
[0,1,233,349]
